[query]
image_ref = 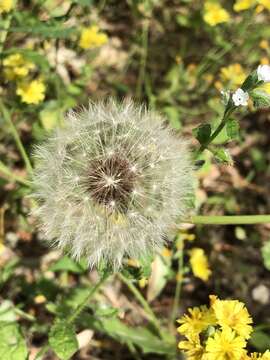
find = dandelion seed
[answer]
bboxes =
[232,88,249,106]
[32,99,194,269]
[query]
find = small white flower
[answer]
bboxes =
[257,64,270,83]
[232,88,249,106]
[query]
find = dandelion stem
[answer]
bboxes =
[117,272,166,341]
[188,215,270,225]
[0,101,33,176]
[136,19,149,99]
[67,272,110,324]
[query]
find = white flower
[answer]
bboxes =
[32,99,194,270]
[257,64,270,83]
[232,88,249,106]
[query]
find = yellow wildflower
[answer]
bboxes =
[177,305,216,338]
[247,351,270,359]
[3,53,35,80]
[189,248,212,281]
[203,2,230,26]
[262,83,270,94]
[234,0,256,11]
[259,40,269,49]
[79,25,108,50]
[161,247,172,258]
[178,335,205,360]
[257,0,270,10]
[16,79,46,105]
[261,57,270,65]
[138,277,148,288]
[220,63,246,88]
[212,298,253,339]
[206,327,246,360]
[0,0,14,13]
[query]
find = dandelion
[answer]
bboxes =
[232,88,249,106]
[189,247,212,281]
[257,64,270,82]
[32,100,194,269]
[0,0,14,13]
[3,53,35,80]
[205,327,246,360]
[16,79,46,104]
[257,0,270,11]
[203,2,230,27]
[211,298,253,339]
[79,25,108,50]
[233,0,256,12]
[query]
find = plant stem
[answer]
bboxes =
[170,247,184,328]
[0,13,12,55]
[136,19,149,99]
[117,272,166,341]
[0,160,30,186]
[67,272,109,324]
[188,215,270,225]
[0,101,33,176]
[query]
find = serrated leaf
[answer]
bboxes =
[49,321,78,360]
[49,255,88,273]
[0,321,28,360]
[210,147,233,165]
[250,90,270,109]
[192,124,211,145]
[261,241,270,270]
[226,119,239,140]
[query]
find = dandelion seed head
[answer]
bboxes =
[32,99,194,269]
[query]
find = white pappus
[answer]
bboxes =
[32,99,194,269]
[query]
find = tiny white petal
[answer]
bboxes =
[257,64,270,83]
[232,88,249,107]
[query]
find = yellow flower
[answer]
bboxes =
[0,0,14,13]
[261,57,270,65]
[16,79,46,105]
[161,247,172,258]
[177,305,216,338]
[178,335,206,360]
[203,2,230,26]
[189,248,212,281]
[257,0,270,10]
[79,25,108,50]
[220,63,246,88]
[3,53,35,80]
[206,327,246,360]
[233,0,256,11]
[211,298,253,339]
[259,40,269,49]
[261,82,270,94]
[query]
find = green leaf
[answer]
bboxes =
[210,147,233,165]
[250,90,270,109]
[262,241,270,270]
[39,101,63,132]
[226,119,239,140]
[49,255,88,274]
[49,321,78,360]
[192,124,211,145]
[241,71,259,92]
[0,321,28,360]
[0,301,17,322]
[250,330,270,351]
[81,315,175,355]
[163,106,181,130]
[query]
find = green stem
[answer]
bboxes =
[0,160,30,186]
[136,19,149,99]
[170,247,184,327]
[67,272,109,324]
[0,101,33,176]
[189,215,270,225]
[0,13,12,55]
[118,273,166,340]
